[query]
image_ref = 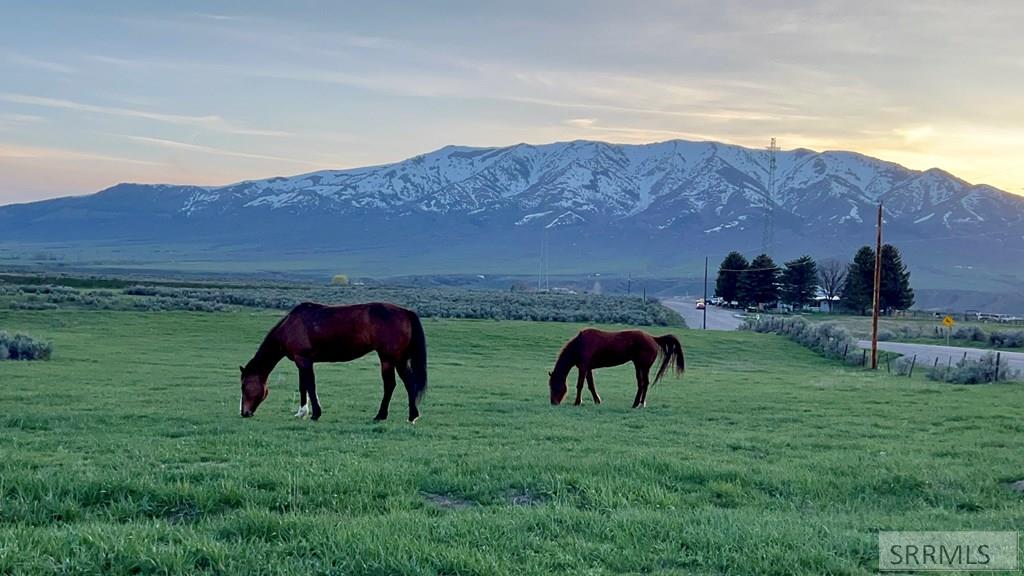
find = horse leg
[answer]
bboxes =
[639,365,651,407]
[586,370,601,404]
[375,361,397,421]
[297,360,321,420]
[396,363,420,423]
[632,364,645,408]
[296,383,307,414]
[573,368,586,406]
[294,379,309,418]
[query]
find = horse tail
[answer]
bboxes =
[407,311,428,403]
[653,334,685,384]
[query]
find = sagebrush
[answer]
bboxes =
[741,316,860,365]
[0,331,52,361]
[2,282,684,326]
[926,352,1020,384]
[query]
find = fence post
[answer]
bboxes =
[885,352,891,373]
[908,354,917,378]
[946,356,952,381]
[861,349,867,367]
[995,352,1001,382]
[843,344,849,362]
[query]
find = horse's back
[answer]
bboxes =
[577,328,657,367]
[280,301,416,362]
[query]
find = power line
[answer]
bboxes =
[717,266,783,273]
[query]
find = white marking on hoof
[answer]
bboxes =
[294,405,309,418]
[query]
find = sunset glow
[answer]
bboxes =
[2,1,1022,204]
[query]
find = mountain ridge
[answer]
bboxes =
[1,138,1022,304]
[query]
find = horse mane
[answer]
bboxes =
[552,333,581,378]
[244,315,288,376]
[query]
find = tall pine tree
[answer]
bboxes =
[740,253,779,307]
[842,246,875,315]
[880,244,914,311]
[781,255,818,309]
[715,251,748,305]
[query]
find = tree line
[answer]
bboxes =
[714,245,914,314]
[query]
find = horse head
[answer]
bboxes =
[240,365,269,417]
[548,370,567,405]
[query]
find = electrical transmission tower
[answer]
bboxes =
[761,137,778,257]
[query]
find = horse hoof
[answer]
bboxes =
[408,417,418,424]
[374,414,388,422]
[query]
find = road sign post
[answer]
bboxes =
[943,315,955,346]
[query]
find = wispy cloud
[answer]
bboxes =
[4,52,75,74]
[119,135,323,166]
[0,94,292,137]
[0,112,46,125]
[558,119,721,144]
[564,118,597,128]
[0,142,163,165]
[191,12,242,21]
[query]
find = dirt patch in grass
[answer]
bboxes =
[165,502,200,524]
[422,492,475,510]
[506,489,544,507]
[1008,480,1024,493]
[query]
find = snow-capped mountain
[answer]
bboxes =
[1,139,1022,289]
[160,140,1022,233]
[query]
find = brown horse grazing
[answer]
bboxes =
[548,328,684,408]
[239,302,427,422]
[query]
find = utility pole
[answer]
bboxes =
[871,203,883,369]
[703,256,708,330]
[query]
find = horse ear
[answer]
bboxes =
[239,365,245,374]
[548,371,553,377]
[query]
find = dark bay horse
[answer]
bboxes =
[548,328,684,408]
[240,302,427,422]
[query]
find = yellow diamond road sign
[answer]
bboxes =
[943,315,955,328]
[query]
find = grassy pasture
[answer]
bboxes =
[0,309,1022,575]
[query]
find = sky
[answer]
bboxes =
[1,0,1023,204]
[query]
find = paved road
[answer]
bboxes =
[662,298,745,330]
[858,340,1024,373]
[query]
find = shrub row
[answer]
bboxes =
[3,283,684,326]
[875,323,1024,349]
[0,331,52,361]
[741,316,860,365]
[926,352,1020,384]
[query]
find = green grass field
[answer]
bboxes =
[1,309,1022,575]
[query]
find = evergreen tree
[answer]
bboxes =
[781,255,819,309]
[715,251,748,305]
[740,253,779,306]
[842,246,875,315]
[879,244,914,311]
